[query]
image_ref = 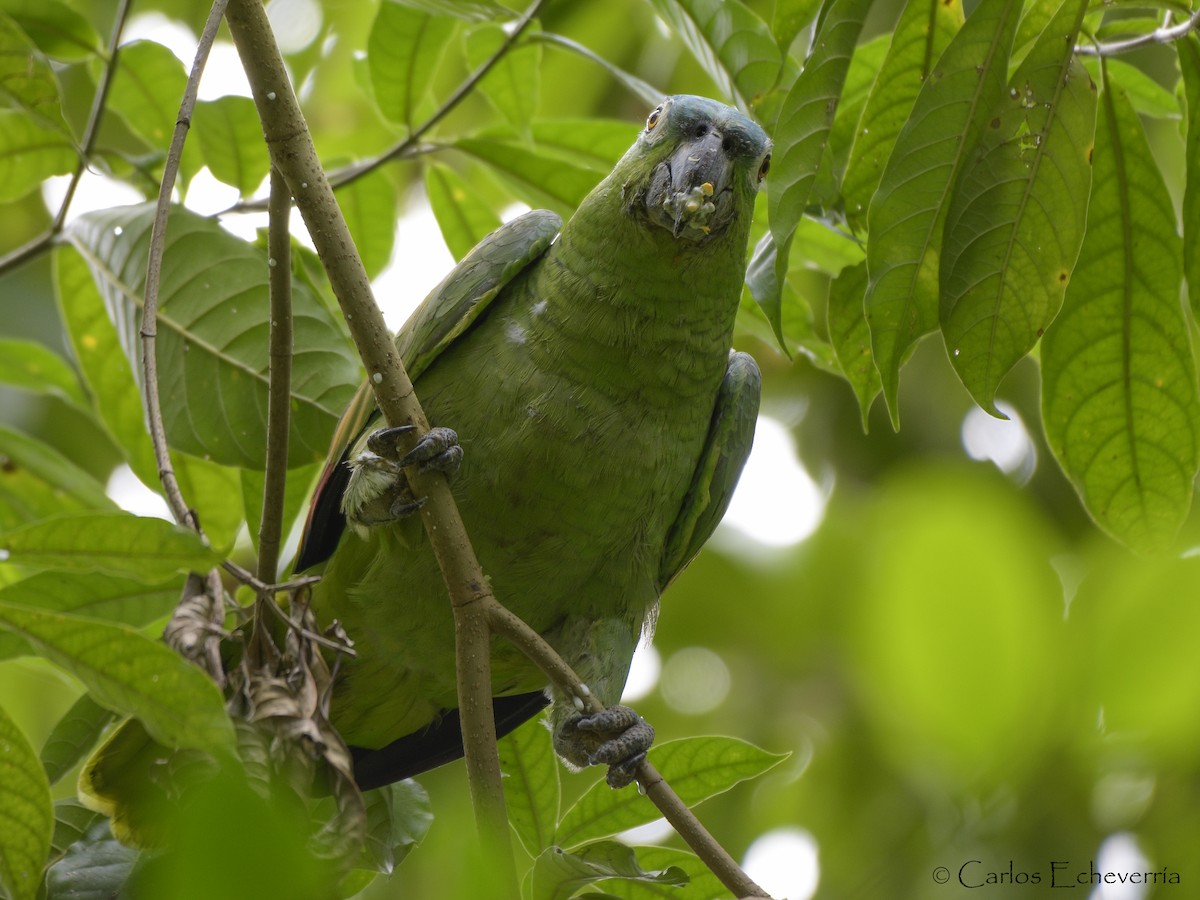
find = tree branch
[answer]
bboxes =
[221,0,518,882]
[486,604,773,898]
[0,0,133,276]
[1076,8,1200,56]
[139,0,229,532]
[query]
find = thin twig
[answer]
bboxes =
[220,0,544,215]
[138,0,230,531]
[222,0,519,882]
[255,166,294,585]
[0,0,134,276]
[1076,8,1200,56]
[486,604,773,898]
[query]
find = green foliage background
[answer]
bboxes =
[1,0,1199,896]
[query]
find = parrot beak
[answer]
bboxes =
[643,129,737,242]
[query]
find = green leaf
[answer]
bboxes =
[1181,34,1200,322]
[940,0,1096,413]
[385,0,509,19]
[864,0,1022,427]
[465,23,541,135]
[556,736,787,848]
[593,847,724,899]
[0,338,87,408]
[761,0,870,342]
[0,511,218,579]
[772,0,823,50]
[106,40,187,150]
[0,601,235,754]
[1040,71,1200,553]
[815,31,887,207]
[368,1,457,127]
[173,454,243,556]
[646,0,783,109]
[65,203,360,469]
[0,0,100,61]
[527,118,637,170]
[193,96,269,196]
[841,0,963,224]
[47,799,103,866]
[358,780,432,874]
[41,693,117,786]
[0,427,116,532]
[335,165,398,280]
[528,842,687,900]
[1078,57,1179,121]
[0,703,52,900]
[497,715,558,856]
[424,163,503,260]
[43,817,135,900]
[532,34,662,107]
[453,137,601,211]
[0,13,65,125]
[0,109,74,202]
[826,260,878,428]
[54,244,159,484]
[0,572,181,661]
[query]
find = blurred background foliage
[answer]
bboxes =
[2,0,1199,897]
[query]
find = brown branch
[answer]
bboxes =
[255,166,294,585]
[486,603,773,899]
[221,0,517,883]
[0,0,133,276]
[138,0,229,531]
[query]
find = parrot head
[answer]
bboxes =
[622,95,771,243]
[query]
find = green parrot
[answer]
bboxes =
[295,95,771,791]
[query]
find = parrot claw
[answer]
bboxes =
[554,705,655,790]
[366,425,462,478]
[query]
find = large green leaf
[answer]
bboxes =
[1040,71,1200,553]
[368,1,457,127]
[0,511,217,579]
[0,570,182,661]
[465,22,541,135]
[826,260,878,428]
[105,40,188,151]
[0,338,87,408]
[646,0,782,109]
[44,817,134,900]
[864,0,1022,427]
[0,13,64,125]
[65,203,359,469]
[0,703,52,900]
[497,715,559,857]
[424,163,503,261]
[591,847,724,899]
[0,0,100,61]
[755,0,870,342]
[940,0,1095,413]
[0,109,74,202]
[335,165,398,281]
[528,842,686,900]
[40,693,117,786]
[0,602,235,754]
[0,427,115,532]
[1181,34,1200,322]
[841,0,963,224]
[453,137,601,211]
[193,95,269,197]
[555,736,787,848]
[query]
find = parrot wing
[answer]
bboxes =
[294,209,562,573]
[657,350,761,590]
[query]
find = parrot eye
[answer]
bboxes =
[757,154,771,182]
[646,106,663,131]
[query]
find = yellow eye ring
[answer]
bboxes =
[646,107,663,131]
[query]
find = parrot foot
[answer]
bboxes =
[367,425,463,478]
[342,427,462,534]
[554,705,655,789]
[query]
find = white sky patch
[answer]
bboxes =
[266,0,323,55]
[961,400,1036,483]
[372,192,456,330]
[125,13,251,101]
[620,642,660,704]
[616,817,675,847]
[719,415,825,548]
[1088,833,1152,900]
[106,464,172,520]
[42,173,144,226]
[743,827,820,900]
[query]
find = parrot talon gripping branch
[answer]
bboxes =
[289,94,771,791]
